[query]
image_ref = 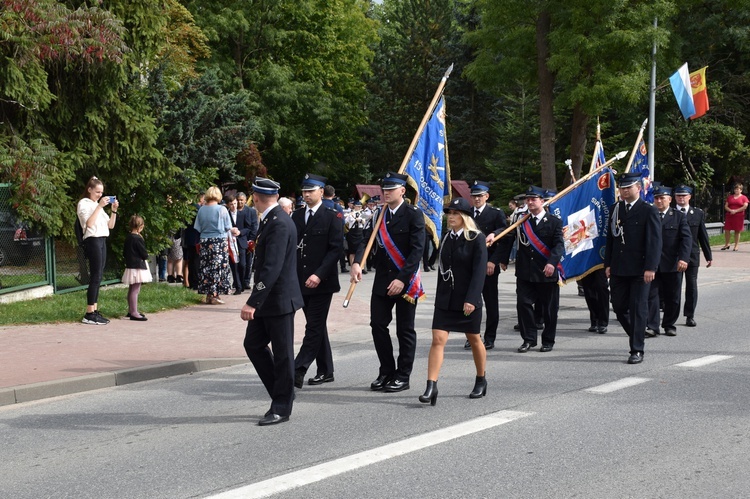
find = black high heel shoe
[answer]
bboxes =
[469,375,487,399]
[721,245,730,250]
[418,380,438,406]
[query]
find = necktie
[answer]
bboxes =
[625,203,631,213]
[306,209,313,225]
[474,209,480,218]
[660,212,665,219]
[451,232,458,240]
[532,216,538,227]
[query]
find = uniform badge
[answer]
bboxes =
[255,282,265,291]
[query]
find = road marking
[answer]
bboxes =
[584,377,651,394]
[675,355,733,368]
[206,410,532,499]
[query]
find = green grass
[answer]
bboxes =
[0,283,204,326]
[708,231,750,247]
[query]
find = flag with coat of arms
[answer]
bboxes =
[404,97,451,247]
[548,167,616,283]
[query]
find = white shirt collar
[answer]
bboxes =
[474,204,485,215]
[307,201,322,215]
[451,228,464,237]
[389,200,405,215]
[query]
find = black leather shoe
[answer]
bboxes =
[627,352,644,364]
[258,413,289,426]
[464,340,472,350]
[535,322,544,330]
[540,345,553,352]
[517,342,535,353]
[664,328,677,336]
[308,373,334,385]
[370,374,390,391]
[483,340,495,350]
[469,376,487,399]
[294,372,304,389]
[645,328,658,338]
[597,325,608,334]
[384,378,410,392]
[418,380,438,406]
[686,317,696,327]
[588,325,598,332]
[513,323,520,331]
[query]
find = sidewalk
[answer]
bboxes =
[1,244,747,406]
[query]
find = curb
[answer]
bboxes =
[0,358,248,407]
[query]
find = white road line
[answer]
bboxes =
[206,410,532,499]
[584,377,651,394]
[675,355,733,368]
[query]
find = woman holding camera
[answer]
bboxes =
[419,198,488,406]
[77,176,119,325]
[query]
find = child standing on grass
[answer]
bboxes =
[122,215,152,321]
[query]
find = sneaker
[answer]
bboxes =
[82,312,107,325]
[94,310,110,324]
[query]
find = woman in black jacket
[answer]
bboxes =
[419,198,488,405]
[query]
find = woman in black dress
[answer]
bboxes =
[419,198,488,405]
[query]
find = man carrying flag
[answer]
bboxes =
[351,172,425,392]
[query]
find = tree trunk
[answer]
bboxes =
[536,10,556,190]
[570,104,589,182]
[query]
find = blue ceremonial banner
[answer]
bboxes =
[629,139,653,203]
[405,97,450,246]
[548,167,616,284]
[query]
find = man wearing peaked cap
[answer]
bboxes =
[292,173,343,389]
[498,185,564,353]
[242,177,304,426]
[467,180,507,350]
[351,170,425,393]
[646,185,692,338]
[673,184,712,327]
[605,171,661,364]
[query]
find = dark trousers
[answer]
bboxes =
[609,274,649,354]
[295,293,334,376]
[236,246,247,290]
[244,313,296,417]
[648,271,683,331]
[580,268,610,326]
[229,259,243,292]
[482,272,500,342]
[185,245,199,290]
[370,293,417,382]
[516,279,559,346]
[243,251,254,286]
[683,263,699,318]
[84,237,107,306]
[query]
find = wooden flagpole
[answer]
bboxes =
[588,118,601,173]
[488,150,627,245]
[624,118,649,173]
[343,64,454,308]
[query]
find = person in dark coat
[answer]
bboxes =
[419,198,488,406]
[499,185,565,353]
[236,192,258,289]
[605,172,662,364]
[464,180,507,350]
[351,172,426,393]
[291,174,344,388]
[673,185,713,327]
[646,186,692,337]
[241,177,304,426]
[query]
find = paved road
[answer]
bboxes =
[1,247,749,498]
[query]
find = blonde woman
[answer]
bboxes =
[419,198,488,406]
[194,186,232,304]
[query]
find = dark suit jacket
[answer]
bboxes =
[658,209,693,272]
[292,204,344,295]
[605,198,662,276]
[246,205,304,317]
[681,206,712,266]
[355,202,426,297]
[235,206,258,250]
[434,232,487,310]
[500,212,564,283]
[474,204,508,265]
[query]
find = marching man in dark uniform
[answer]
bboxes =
[498,185,564,353]
[351,172,425,392]
[241,177,304,426]
[646,185,692,337]
[673,184,712,327]
[419,198,488,406]
[466,180,507,350]
[292,174,344,388]
[605,172,662,364]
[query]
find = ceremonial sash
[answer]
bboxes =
[377,213,425,303]
[521,219,565,281]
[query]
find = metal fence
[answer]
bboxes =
[52,236,121,294]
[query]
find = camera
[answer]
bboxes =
[108,196,117,203]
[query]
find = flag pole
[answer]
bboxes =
[343,64,454,308]
[488,151,627,245]
[624,118,649,173]
[588,118,601,173]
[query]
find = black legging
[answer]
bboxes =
[84,236,107,306]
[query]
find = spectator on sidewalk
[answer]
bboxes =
[194,186,232,305]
